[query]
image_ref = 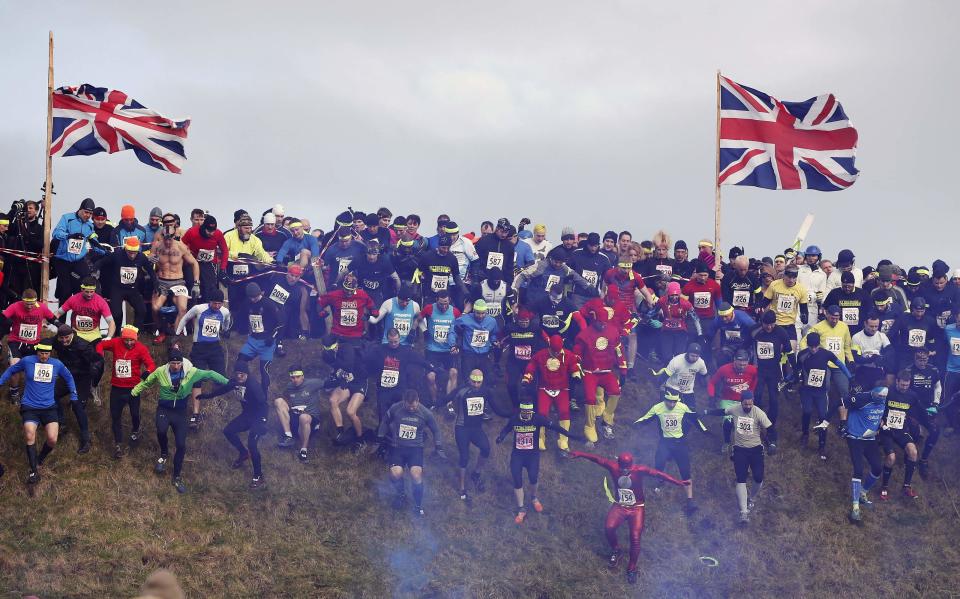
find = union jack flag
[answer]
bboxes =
[718,76,858,191]
[51,84,190,174]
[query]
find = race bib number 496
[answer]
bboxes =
[34,363,54,383]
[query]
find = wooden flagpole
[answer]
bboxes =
[41,31,55,304]
[714,69,722,268]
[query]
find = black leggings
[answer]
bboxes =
[156,405,189,478]
[455,426,490,468]
[56,395,90,442]
[510,451,540,488]
[912,410,941,460]
[110,387,141,443]
[847,438,883,479]
[110,287,147,328]
[224,412,267,478]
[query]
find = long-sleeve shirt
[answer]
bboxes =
[635,401,707,439]
[199,379,267,418]
[573,323,626,372]
[132,359,228,409]
[52,212,95,262]
[181,226,229,270]
[707,363,758,400]
[800,320,853,365]
[176,303,232,342]
[97,338,156,388]
[378,402,442,448]
[498,413,574,451]
[523,347,580,389]
[0,356,77,408]
[452,314,499,355]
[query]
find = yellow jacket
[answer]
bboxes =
[223,230,273,263]
[800,320,852,366]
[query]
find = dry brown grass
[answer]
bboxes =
[1,336,960,598]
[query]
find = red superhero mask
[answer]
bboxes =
[617,452,634,469]
[549,334,564,353]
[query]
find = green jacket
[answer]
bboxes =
[132,358,228,408]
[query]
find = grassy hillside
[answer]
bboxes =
[1,336,959,598]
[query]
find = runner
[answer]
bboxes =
[414,289,461,408]
[850,314,893,392]
[568,449,689,584]
[262,264,311,353]
[569,233,613,308]
[841,386,888,523]
[237,282,282,399]
[0,341,78,483]
[633,389,706,514]
[707,350,758,455]
[1,289,57,405]
[705,302,755,367]
[452,299,499,378]
[415,235,467,308]
[131,348,229,493]
[95,236,153,329]
[369,285,421,347]
[522,334,582,454]
[722,256,761,314]
[97,325,156,458]
[52,325,103,454]
[363,328,427,428]
[751,311,793,453]
[761,264,809,366]
[796,332,853,460]
[888,296,938,369]
[323,340,370,452]
[800,305,854,400]
[450,370,504,502]
[175,289,231,429]
[655,282,699,366]
[500,307,545,409]
[150,217,201,342]
[650,342,708,409]
[496,401,579,523]
[904,347,942,479]
[223,213,274,334]
[51,198,96,305]
[574,308,627,444]
[823,272,872,336]
[701,390,772,524]
[877,370,921,500]
[378,389,445,516]
[273,364,326,459]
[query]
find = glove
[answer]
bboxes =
[800,313,808,325]
[238,252,254,261]
[218,271,231,286]
[68,233,85,240]
[648,319,662,329]
[927,405,938,416]
[191,283,201,300]
[435,447,447,459]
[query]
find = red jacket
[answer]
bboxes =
[182,226,229,270]
[318,289,377,338]
[707,362,758,401]
[97,337,156,388]
[603,268,647,306]
[579,297,635,336]
[574,323,626,372]
[523,347,580,390]
[657,296,695,332]
[682,279,722,319]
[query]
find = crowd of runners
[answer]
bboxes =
[1,197,956,583]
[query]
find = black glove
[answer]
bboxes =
[68,233,85,240]
[800,313,808,325]
[218,271,231,286]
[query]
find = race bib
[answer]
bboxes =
[18,323,38,341]
[487,303,501,318]
[249,314,264,334]
[393,315,411,337]
[470,329,490,348]
[662,414,681,433]
[825,336,842,355]
[466,396,484,416]
[337,258,352,274]
[617,488,637,506]
[545,274,561,291]
[114,359,132,378]
[886,409,906,430]
[380,369,399,388]
[364,279,380,290]
[197,248,215,262]
[842,307,860,325]
[908,329,926,348]
[756,341,774,359]
[269,285,290,305]
[513,345,532,360]
[66,238,84,255]
[398,423,418,440]
[582,270,598,287]
[201,318,221,338]
[340,308,358,328]
[951,337,960,356]
[170,285,189,298]
[732,290,750,308]
[486,252,504,270]
[724,329,741,341]
[807,368,826,388]
[736,416,754,435]
[232,263,249,276]
[515,431,534,450]
[938,311,952,329]
[777,294,796,313]
[542,315,560,328]
[33,363,53,383]
[676,373,695,393]
[120,266,138,285]
[75,315,95,331]
[655,264,673,276]
[432,324,450,343]
[430,275,449,293]
[693,292,711,309]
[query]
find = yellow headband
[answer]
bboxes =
[36,343,53,351]
[289,370,304,377]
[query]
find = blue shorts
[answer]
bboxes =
[240,337,276,362]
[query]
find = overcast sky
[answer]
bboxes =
[0,1,954,269]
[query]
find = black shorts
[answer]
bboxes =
[8,342,37,360]
[390,445,424,468]
[21,407,58,426]
[880,429,916,454]
[777,324,797,342]
[732,445,765,483]
[190,342,226,386]
[426,350,456,372]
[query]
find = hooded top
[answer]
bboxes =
[131,358,228,408]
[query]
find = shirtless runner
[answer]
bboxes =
[152,214,200,340]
